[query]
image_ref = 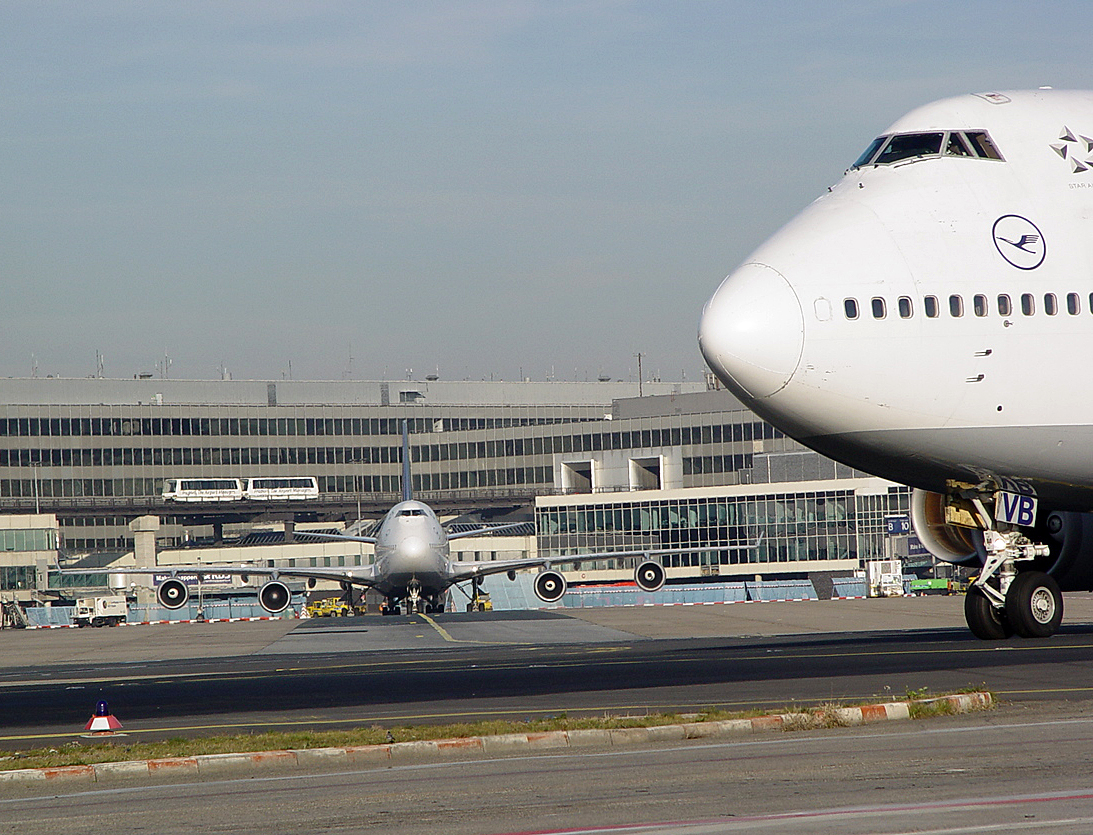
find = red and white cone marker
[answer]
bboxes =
[83,700,123,736]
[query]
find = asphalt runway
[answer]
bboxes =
[4,595,1093,749]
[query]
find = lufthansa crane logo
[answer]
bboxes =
[992,215,1046,270]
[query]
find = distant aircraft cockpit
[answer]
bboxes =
[851,130,1003,168]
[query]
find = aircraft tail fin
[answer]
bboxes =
[401,419,412,502]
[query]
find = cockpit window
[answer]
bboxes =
[945,133,973,157]
[965,131,1003,160]
[851,136,887,169]
[398,509,425,517]
[875,133,944,165]
[852,130,1004,168]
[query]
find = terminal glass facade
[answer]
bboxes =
[537,485,911,572]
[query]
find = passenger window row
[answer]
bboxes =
[843,292,1091,321]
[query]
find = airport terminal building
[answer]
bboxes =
[0,376,913,604]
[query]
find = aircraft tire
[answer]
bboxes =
[1005,571,1063,638]
[964,586,1012,640]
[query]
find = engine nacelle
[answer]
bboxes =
[533,570,567,603]
[157,577,190,610]
[258,580,292,613]
[910,489,981,565]
[634,560,666,592]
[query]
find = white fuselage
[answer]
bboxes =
[371,500,452,597]
[699,89,1093,510]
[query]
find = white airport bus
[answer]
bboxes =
[162,478,244,502]
[242,476,319,501]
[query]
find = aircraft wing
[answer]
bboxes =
[298,524,526,543]
[284,531,377,545]
[445,522,529,540]
[447,542,760,582]
[56,562,381,588]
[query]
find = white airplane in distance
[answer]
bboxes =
[74,422,676,615]
[699,88,1093,641]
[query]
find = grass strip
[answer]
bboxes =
[0,689,993,771]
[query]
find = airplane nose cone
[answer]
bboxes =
[699,262,804,399]
[399,537,428,561]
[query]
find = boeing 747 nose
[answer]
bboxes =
[698,88,1093,641]
[698,262,804,400]
[396,536,429,562]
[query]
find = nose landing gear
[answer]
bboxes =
[406,580,424,614]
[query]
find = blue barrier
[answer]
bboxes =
[832,578,867,598]
[25,607,75,627]
[478,574,797,610]
[23,599,299,626]
[744,580,817,601]
[476,573,542,610]
[131,600,299,621]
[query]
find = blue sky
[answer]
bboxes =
[2,2,1089,382]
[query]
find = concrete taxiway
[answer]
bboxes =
[9,592,1079,667]
[3,595,1093,748]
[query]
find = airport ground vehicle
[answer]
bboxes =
[162,476,318,502]
[909,578,966,595]
[305,597,365,617]
[467,591,493,612]
[74,596,127,627]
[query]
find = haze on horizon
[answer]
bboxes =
[2,2,1087,383]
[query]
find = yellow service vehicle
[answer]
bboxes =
[466,591,493,612]
[306,597,360,617]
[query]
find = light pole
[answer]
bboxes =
[346,456,370,571]
[347,456,366,528]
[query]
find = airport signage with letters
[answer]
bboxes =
[885,515,910,535]
[153,572,233,586]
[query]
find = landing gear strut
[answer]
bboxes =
[951,486,1061,639]
[406,580,424,615]
[466,577,491,612]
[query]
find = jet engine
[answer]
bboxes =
[909,489,981,565]
[533,570,567,603]
[258,580,292,613]
[157,577,189,609]
[634,560,666,592]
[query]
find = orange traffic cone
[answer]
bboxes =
[83,700,123,736]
